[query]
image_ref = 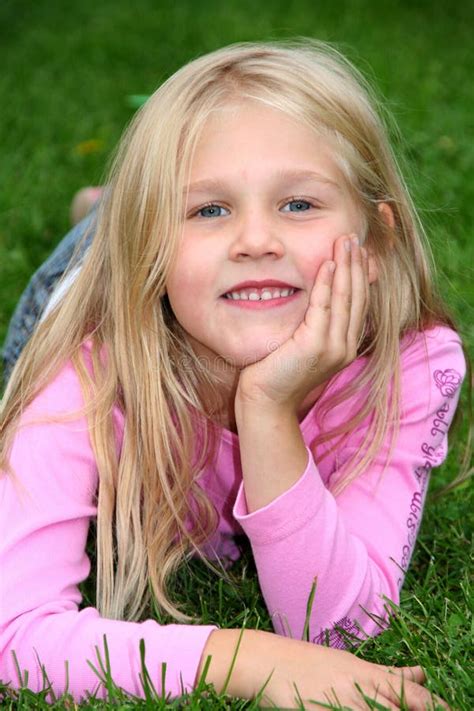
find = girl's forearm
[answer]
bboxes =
[234,402,309,512]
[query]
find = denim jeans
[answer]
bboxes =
[2,211,96,384]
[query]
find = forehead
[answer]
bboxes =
[185,101,351,191]
[185,169,343,196]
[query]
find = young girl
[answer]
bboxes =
[0,40,466,709]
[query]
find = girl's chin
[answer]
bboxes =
[189,336,290,370]
[225,345,283,369]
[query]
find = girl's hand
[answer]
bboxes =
[200,629,449,710]
[236,233,370,414]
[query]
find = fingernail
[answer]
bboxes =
[351,234,360,247]
[344,239,352,252]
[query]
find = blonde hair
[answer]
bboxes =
[1,39,470,622]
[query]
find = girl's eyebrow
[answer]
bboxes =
[184,169,342,194]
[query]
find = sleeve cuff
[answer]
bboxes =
[161,623,219,694]
[232,446,327,545]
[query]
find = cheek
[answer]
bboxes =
[297,236,336,284]
[166,268,192,323]
[165,249,214,326]
[167,246,204,295]
[299,209,361,278]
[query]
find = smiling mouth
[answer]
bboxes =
[220,288,302,309]
[222,287,300,302]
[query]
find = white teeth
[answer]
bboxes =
[225,287,296,300]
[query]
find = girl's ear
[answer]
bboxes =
[367,202,395,284]
[378,201,395,229]
[367,252,378,284]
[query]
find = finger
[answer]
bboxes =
[350,682,398,711]
[383,677,451,711]
[361,245,371,305]
[346,235,368,357]
[361,245,370,306]
[386,665,426,685]
[303,260,336,336]
[372,696,398,711]
[327,234,353,359]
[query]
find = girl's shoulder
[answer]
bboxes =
[331,324,465,393]
[21,340,124,433]
[319,324,465,422]
[21,355,89,423]
[401,323,463,351]
[399,324,466,386]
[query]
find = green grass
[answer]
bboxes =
[0,0,473,708]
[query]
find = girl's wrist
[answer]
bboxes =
[234,390,298,424]
[197,628,274,701]
[233,399,308,511]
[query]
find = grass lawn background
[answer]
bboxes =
[0,0,472,708]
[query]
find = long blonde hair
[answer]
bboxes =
[1,39,470,622]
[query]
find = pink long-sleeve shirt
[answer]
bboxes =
[0,325,465,702]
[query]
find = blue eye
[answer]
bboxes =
[193,199,315,218]
[197,204,230,218]
[281,200,313,212]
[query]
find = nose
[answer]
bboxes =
[228,209,285,260]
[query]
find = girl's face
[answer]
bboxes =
[166,101,364,375]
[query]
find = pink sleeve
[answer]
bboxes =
[233,328,465,645]
[0,360,216,702]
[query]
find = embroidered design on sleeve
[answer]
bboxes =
[433,369,462,398]
[397,367,461,589]
[313,616,359,649]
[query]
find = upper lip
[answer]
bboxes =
[222,280,300,295]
